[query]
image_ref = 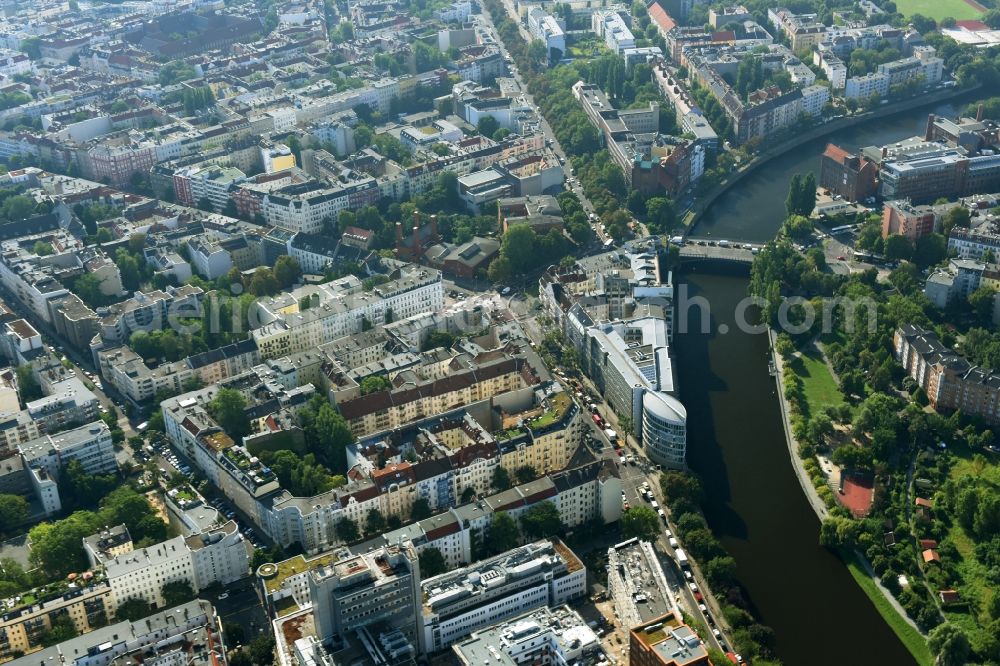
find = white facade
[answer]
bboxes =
[527,9,566,55]
[801,84,830,116]
[845,72,888,100]
[592,11,635,54]
[187,238,233,280]
[419,539,587,653]
[19,420,113,478]
[104,524,248,608]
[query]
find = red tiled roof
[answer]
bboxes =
[939,590,960,603]
[922,549,941,563]
[919,539,938,549]
[712,30,736,41]
[915,497,933,508]
[647,1,676,32]
[823,143,851,164]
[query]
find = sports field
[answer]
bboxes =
[893,0,984,22]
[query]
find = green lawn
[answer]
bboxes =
[893,0,983,21]
[790,350,847,417]
[841,549,933,666]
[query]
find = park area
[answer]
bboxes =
[893,0,984,22]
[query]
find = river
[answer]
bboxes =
[692,99,966,242]
[672,103,975,664]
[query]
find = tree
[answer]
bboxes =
[28,511,100,577]
[3,195,34,221]
[33,241,53,256]
[704,555,738,586]
[15,365,42,402]
[335,518,359,543]
[116,598,152,622]
[913,233,947,268]
[360,375,392,395]
[928,623,970,666]
[806,413,834,447]
[249,268,280,296]
[520,501,563,539]
[885,235,913,262]
[208,388,249,440]
[411,498,432,522]
[0,494,28,531]
[244,633,276,666]
[500,224,536,273]
[365,508,386,535]
[196,196,214,212]
[116,249,141,292]
[477,115,500,138]
[487,512,520,554]
[301,398,354,474]
[645,197,676,232]
[512,465,535,484]
[621,505,660,541]
[783,214,813,241]
[968,286,996,325]
[491,466,511,491]
[161,580,195,608]
[41,614,78,647]
[273,256,302,288]
[487,256,512,283]
[418,547,447,578]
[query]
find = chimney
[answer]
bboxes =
[881,146,888,159]
[430,214,438,238]
[925,113,935,141]
[412,224,420,258]
[976,104,984,122]
[395,222,403,246]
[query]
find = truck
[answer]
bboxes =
[675,548,689,567]
[603,427,617,441]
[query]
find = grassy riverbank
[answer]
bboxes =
[841,549,934,666]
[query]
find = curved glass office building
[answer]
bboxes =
[641,391,687,468]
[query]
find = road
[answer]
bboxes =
[544,363,732,655]
[475,6,606,244]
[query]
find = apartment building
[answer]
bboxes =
[172,165,246,211]
[0,580,114,661]
[337,355,537,436]
[527,9,565,55]
[18,420,115,479]
[261,178,380,233]
[187,237,234,281]
[83,524,133,568]
[895,324,1000,424]
[25,377,100,435]
[6,600,225,666]
[592,11,635,54]
[420,539,586,653]
[251,265,443,360]
[948,227,1000,261]
[881,199,953,240]
[102,522,249,608]
[452,606,604,666]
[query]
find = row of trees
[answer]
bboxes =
[658,472,778,662]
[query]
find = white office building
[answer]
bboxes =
[420,539,586,653]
